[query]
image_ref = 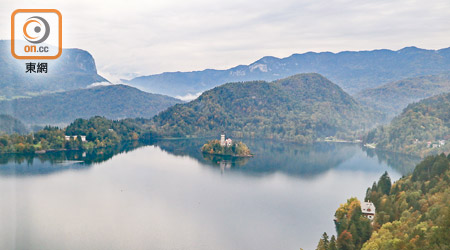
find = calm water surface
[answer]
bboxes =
[0,140,420,250]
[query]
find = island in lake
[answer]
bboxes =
[201,134,252,157]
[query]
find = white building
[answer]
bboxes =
[220,134,232,147]
[65,135,87,142]
[361,201,376,220]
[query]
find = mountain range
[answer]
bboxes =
[151,73,382,143]
[0,40,107,99]
[0,85,182,126]
[2,40,450,150]
[125,46,450,98]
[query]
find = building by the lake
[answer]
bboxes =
[220,134,232,147]
[65,135,87,142]
[361,201,376,220]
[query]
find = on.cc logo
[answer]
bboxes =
[23,16,50,44]
[11,9,62,60]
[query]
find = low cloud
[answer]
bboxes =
[87,81,113,88]
[175,92,203,101]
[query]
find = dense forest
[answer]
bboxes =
[151,73,382,143]
[0,116,148,154]
[364,92,450,157]
[314,153,450,250]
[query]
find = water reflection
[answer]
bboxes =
[0,141,143,176]
[0,139,421,177]
[0,139,424,250]
[201,154,250,174]
[155,139,420,177]
[362,147,421,175]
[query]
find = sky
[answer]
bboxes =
[1,0,450,82]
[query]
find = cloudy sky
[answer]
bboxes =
[1,0,450,81]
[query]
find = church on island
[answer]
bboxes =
[220,134,232,147]
[201,134,251,157]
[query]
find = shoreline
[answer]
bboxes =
[202,152,254,158]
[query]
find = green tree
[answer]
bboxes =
[377,171,391,195]
[316,232,330,250]
[329,235,337,250]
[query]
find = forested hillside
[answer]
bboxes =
[356,73,450,117]
[0,85,182,125]
[364,92,450,157]
[0,116,150,154]
[0,114,27,134]
[315,153,450,250]
[151,73,382,143]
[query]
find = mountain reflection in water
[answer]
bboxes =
[0,138,424,250]
[155,139,421,177]
[0,139,421,177]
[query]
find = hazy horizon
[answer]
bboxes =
[1,0,450,81]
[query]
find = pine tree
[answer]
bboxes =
[377,171,391,195]
[329,235,337,250]
[315,232,329,250]
[322,232,329,249]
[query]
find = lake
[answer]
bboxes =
[0,140,421,250]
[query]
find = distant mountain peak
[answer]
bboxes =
[253,55,280,64]
[397,46,421,52]
[126,46,450,97]
[0,41,108,99]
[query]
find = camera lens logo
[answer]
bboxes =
[23,16,50,44]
